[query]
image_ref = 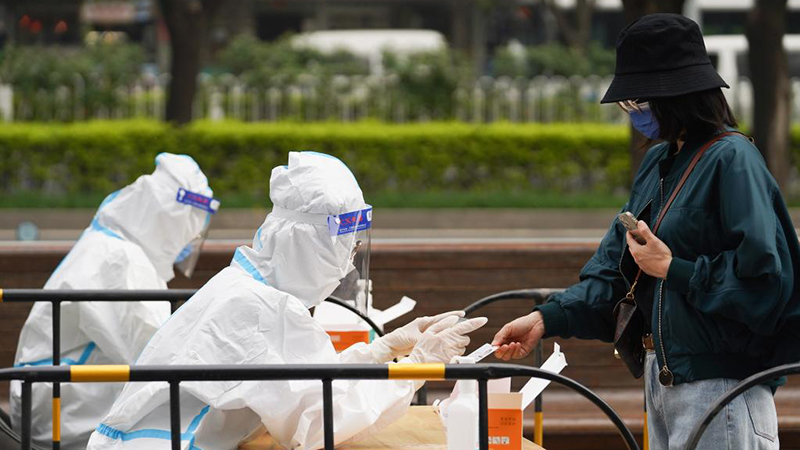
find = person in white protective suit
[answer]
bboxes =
[11,153,217,450]
[87,151,487,450]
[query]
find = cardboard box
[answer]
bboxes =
[488,393,524,449]
[324,326,373,353]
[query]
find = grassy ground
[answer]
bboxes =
[8,190,800,209]
[0,191,632,209]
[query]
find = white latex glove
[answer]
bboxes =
[369,310,466,362]
[407,316,489,364]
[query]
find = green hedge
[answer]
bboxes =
[1,121,798,208]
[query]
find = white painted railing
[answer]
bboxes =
[0,74,797,124]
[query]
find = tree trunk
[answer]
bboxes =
[159,0,223,125]
[542,0,595,55]
[746,0,791,192]
[620,0,685,181]
[621,0,684,23]
[575,0,594,55]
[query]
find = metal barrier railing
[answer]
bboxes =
[0,290,382,334]
[1,287,647,449]
[685,362,800,450]
[463,288,649,450]
[0,363,640,450]
[0,289,384,450]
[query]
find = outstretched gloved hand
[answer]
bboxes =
[369,310,466,362]
[407,316,489,364]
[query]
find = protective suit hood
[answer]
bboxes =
[94,153,214,281]
[233,151,367,307]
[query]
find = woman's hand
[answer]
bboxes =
[626,220,673,279]
[491,312,546,361]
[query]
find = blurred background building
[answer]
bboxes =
[4,0,800,69]
[1,0,800,138]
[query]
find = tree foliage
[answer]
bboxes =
[0,40,144,117]
[493,43,615,78]
[217,35,369,86]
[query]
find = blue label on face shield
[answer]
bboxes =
[177,188,220,214]
[328,208,372,236]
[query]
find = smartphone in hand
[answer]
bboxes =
[618,211,647,245]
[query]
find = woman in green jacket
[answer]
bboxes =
[492,14,800,450]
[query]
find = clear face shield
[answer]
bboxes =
[174,187,220,278]
[328,206,372,315]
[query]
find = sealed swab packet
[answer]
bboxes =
[466,343,498,362]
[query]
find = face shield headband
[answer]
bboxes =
[174,188,221,278]
[270,205,373,313]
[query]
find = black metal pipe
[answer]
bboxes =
[684,362,800,450]
[416,386,428,405]
[322,379,334,450]
[0,363,609,385]
[325,296,384,338]
[21,381,31,450]
[51,301,60,367]
[0,367,65,383]
[1,289,197,302]
[0,363,583,384]
[1,290,384,338]
[169,381,181,450]
[478,378,489,450]
[462,289,561,316]
[132,365,383,382]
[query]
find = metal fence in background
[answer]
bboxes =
[2,74,797,125]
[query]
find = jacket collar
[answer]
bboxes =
[658,127,735,180]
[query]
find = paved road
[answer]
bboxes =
[4,207,800,243]
[0,208,618,242]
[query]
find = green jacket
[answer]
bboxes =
[537,129,800,385]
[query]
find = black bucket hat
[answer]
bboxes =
[600,14,729,104]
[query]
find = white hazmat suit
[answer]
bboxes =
[11,153,215,450]
[87,151,486,450]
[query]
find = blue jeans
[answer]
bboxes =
[645,352,779,450]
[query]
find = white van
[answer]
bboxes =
[292,29,447,75]
[704,34,800,122]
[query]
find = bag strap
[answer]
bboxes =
[627,130,744,297]
[652,131,740,233]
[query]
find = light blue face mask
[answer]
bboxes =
[175,244,193,264]
[627,104,661,140]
